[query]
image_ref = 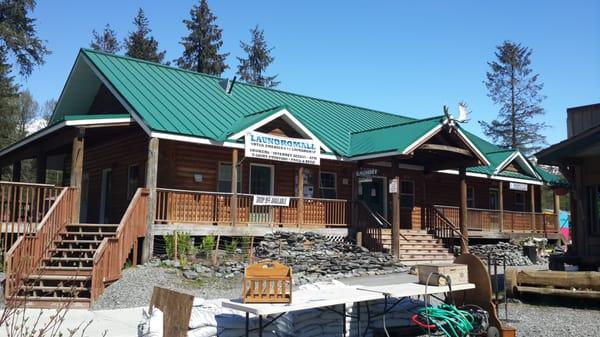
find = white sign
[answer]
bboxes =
[389,178,398,194]
[252,194,290,207]
[245,131,320,165]
[356,168,378,177]
[509,182,528,191]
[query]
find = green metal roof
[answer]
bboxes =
[42,48,562,184]
[349,116,444,157]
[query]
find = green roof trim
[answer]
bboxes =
[63,114,131,121]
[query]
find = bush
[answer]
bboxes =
[201,235,216,258]
[164,231,196,263]
[225,238,239,256]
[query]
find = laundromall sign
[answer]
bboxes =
[245,131,320,165]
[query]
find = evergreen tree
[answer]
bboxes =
[0,0,50,76]
[177,0,229,75]
[124,8,166,63]
[480,41,547,155]
[237,25,279,88]
[90,24,121,54]
[0,47,18,148]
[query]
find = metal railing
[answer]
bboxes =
[155,188,348,228]
[424,204,467,253]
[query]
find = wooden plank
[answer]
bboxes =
[517,270,600,290]
[419,143,473,157]
[298,166,304,227]
[231,149,238,226]
[516,285,600,299]
[69,134,84,222]
[459,167,468,253]
[149,287,194,337]
[143,137,159,263]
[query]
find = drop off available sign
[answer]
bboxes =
[245,131,320,165]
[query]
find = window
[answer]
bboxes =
[249,164,274,195]
[587,185,600,235]
[127,164,141,200]
[467,186,475,208]
[515,192,526,212]
[400,180,415,208]
[217,163,241,193]
[319,172,337,199]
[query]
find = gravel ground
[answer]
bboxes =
[507,302,600,337]
[92,265,243,310]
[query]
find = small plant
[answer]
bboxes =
[240,236,253,262]
[164,231,196,262]
[225,238,239,256]
[201,235,216,258]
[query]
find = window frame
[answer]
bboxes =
[400,179,415,209]
[127,164,141,201]
[217,161,242,193]
[319,171,337,199]
[467,186,475,208]
[249,163,275,195]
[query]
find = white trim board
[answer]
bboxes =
[493,151,541,180]
[454,128,491,167]
[228,108,333,153]
[437,169,544,186]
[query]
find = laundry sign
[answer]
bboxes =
[509,182,528,191]
[253,194,291,207]
[245,131,320,165]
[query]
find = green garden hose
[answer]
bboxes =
[416,303,475,337]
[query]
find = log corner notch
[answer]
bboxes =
[143,137,159,263]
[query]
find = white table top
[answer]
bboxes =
[357,282,475,297]
[221,282,475,316]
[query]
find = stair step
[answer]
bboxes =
[12,296,91,309]
[49,248,97,253]
[23,286,89,292]
[68,223,118,228]
[62,231,115,236]
[27,274,91,281]
[55,239,102,244]
[401,259,455,266]
[44,257,94,262]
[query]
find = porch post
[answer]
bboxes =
[36,153,47,184]
[142,137,159,263]
[530,184,536,232]
[553,191,560,232]
[459,167,469,253]
[391,159,400,258]
[12,161,21,182]
[70,132,84,223]
[231,149,238,226]
[297,166,304,227]
[499,181,504,232]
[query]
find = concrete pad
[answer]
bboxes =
[0,306,144,337]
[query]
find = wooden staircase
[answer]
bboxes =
[14,224,119,308]
[377,229,456,265]
[4,187,149,308]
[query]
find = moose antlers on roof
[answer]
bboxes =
[443,102,471,125]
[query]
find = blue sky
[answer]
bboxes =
[16,0,600,146]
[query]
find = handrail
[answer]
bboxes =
[91,188,149,303]
[427,204,467,241]
[0,180,57,187]
[4,187,76,300]
[357,200,388,228]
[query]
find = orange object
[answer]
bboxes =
[243,260,293,304]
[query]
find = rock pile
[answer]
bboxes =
[470,242,546,266]
[254,232,407,284]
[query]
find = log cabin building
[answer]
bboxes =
[537,103,600,269]
[0,49,563,306]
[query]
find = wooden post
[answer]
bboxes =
[530,184,536,232]
[70,133,84,223]
[12,161,21,182]
[143,137,159,263]
[499,181,504,232]
[421,173,427,230]
[392,175,400,257]
[35,154,47,184]
[297,166,304,227]
[231,149,238,226]
[553,191,560,232]
[459,167,469,253]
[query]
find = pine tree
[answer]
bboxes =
[90,24,121,54]
[177,0,229,75]
[480,41,547,155]
[237,25,279,88]
[0,47,19,148]
[0,0,50,77]
[124,8,166,63]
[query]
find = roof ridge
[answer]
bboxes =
[350,115,444,135]
[81,48,414,122]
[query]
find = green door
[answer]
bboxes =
[360,177,385,216]
[250,165,274,223]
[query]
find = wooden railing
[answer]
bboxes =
[424,205,466,253]
[355,200,390,252]
[91,188,149,303]
[434,205,559,235]
[155,188,347,228]
[4,187,77,299]
[0,181,63,253]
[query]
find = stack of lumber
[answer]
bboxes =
[505,269,600,299]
